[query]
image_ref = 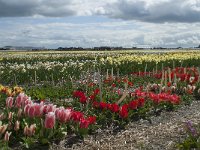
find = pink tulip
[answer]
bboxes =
[24,98,32,105]
[4,131,12,142]
[15,93,25,108]
[6,97,13,108]
[28,104,35,118]
[44,112,55,129]
[24,104,31,116]
[25,103,44,118]
[43,105,48,114]
[46,104,57,113]
[56,108,71,123]
[16,93,30,108]
[32,103,44,117]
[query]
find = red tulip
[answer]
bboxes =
[87,116,96,125]
[80,118,90,128]
[129,100,138,110]
[92,101,99,108]
[71,111,84,122]
[106,103,112,110]
[93,88,100,95]
[79,96,87,103]
[167,82,171,87]
[89,94,95,101]
[119,104,128,119]
[110,103,119,113]
[138,98,145,107]
[99,102,107,110]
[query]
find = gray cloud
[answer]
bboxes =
[105,0,200,23]
[0,0,75,17]
[1,0,200,23]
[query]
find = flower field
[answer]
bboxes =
[0,50,200,149]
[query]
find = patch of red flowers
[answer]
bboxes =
[73,90,87,103]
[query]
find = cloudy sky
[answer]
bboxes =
[0,0,200,48]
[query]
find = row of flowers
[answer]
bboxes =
[1,51,200,85]
[73,88,181,120]
[131,67,199,85]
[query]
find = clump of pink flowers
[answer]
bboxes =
[2,92,96,145]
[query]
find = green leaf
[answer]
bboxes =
[40,138,49,145]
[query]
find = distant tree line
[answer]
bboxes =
[56,46,143,51]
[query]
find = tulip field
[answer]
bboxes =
[0,50,200,149]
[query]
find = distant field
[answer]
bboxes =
[0,50,200,85]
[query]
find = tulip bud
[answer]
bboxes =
[24,125,28,136]
[17,108,23,118]
[0,124,8,134]
[8,112,13,121]
[0,113,5,121]
[4,131,12,142]
[8,121,12,130]
[14,121,20,131]
[29,124,36,136]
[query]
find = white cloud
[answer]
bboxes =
[0,20,200,48]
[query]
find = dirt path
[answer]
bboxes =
[51,101,200,150]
